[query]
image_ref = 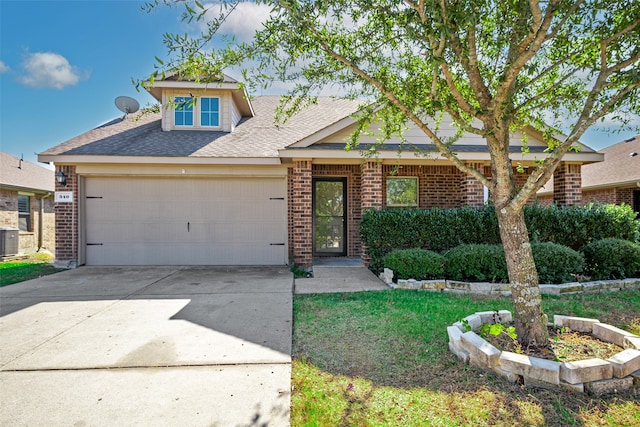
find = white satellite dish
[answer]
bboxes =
[114,96,140,117]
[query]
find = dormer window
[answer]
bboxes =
[172,96,220,129]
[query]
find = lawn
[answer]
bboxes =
[291,289,640,426]
[0,261,62,287]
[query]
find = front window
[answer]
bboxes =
[18,195,31,231]
[174,96,193,126]
[386,177,418,207]
[200,97,220,127]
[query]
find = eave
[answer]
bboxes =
[37,154,282,166]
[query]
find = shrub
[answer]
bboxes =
[531,242,584,284]
[384,249,445,281]
[444,244,508,282]
[582,238,640,280]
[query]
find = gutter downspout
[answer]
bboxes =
[38,192,52,252]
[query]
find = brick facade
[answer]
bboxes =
[54,165,79,265]
[553,163,582,206]
[291,160,313,267]
[460,163,485,207]
[0,188,55,254]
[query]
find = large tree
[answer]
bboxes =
[144,0,640,346]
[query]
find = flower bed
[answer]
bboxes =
[447,311,640,394]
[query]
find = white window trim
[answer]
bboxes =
[386,176,419,207]
[171,96,222,130]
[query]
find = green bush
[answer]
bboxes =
[582,238,640,280]
[531,242,584,284]
[444,244,509,283]
[384,249,445,281]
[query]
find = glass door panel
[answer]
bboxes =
[313,179,346,255]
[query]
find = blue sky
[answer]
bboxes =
[0,0,638,168]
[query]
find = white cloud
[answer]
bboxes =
[202,2,272,41]
[0,61,9,73]
[19,52,85,89]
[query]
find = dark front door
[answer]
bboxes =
[634,190,640,217]
[313,178,347,256]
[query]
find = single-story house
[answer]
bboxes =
[537,136,640,213]
[0,152,55,255]
[38,75,603,267]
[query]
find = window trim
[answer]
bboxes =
[172,95,221,130]
[386,176,419,207]
[18,194,32,232]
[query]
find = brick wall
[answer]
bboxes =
[553,163,582,206]
[0,188,55,254]
[382,164,464,208]
[460,163,485,207]
[55,165,79,264]
[291,160,313,267]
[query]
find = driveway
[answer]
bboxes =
[0,266,293,426]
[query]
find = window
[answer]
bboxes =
[18,195,31,231]
[200,97,220,127]
[174,96,193,126]
[386,177,418,207]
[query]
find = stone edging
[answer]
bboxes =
[378,268,640,296]
[447,311,640,394]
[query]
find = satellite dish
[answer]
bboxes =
[114,96,140,117]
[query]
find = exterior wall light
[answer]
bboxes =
[56,170,67,186]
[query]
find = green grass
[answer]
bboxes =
[292,289,640,426]
[0,261,62,286]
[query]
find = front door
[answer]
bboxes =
[313,178,347,256]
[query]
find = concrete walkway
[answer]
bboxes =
[0,267,293,426]
[295,264,389,294]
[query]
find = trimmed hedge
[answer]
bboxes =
[384,249,445,280]
[531,242,584,284]
[361,203,639,273]
[583,238,640,280]
[443,244,508,283]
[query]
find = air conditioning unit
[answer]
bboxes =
[0,228,19,256]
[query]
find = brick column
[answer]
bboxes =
[54,165,79,267]
[461,162,485,207]
[553,163,582,206]
[361,161,383,266]
[292,159,313,268]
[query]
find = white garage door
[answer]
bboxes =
[84,176,287,265]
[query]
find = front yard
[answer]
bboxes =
[0,260,62,287]
[291,289,640,426]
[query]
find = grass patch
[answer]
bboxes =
[292,289,640,426]
[0,261,62,287]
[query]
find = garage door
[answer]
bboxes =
[84,176,287,265]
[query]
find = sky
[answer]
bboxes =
[1,0,638,169]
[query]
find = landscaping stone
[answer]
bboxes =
[607,349,640,378]
[622,278,640,290]
[623,336,640,350]
[553,315,600,333]
[421,280,446,291]
[559,358,612,384]
[631,369,640,386]
[492,366,520,383]
[460,331,501,368]
[500,351,561,385]
[476,310,512,325]
[539,283,583,295]
[379,268,394,285]
[447,326,465,354]
[446,281,471,291]
[593,323,637,347]
[461,314,482,331]
[468,282,493,295]
[584,377,634,395]
[560,381,585,393]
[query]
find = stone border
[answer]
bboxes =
[447,311,640,394]
[378,269,640,296]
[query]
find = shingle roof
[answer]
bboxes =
[582,135,640,188]
[0,152,54,192]
[296,143,550,153]
[40,96,364,158]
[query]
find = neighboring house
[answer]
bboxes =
[0,152,55,255]
[537,136,640,213]
[38,74,603,267]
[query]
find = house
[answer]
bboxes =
[0,152,55,255]
[38,75,603,268]
[537,136,640,213]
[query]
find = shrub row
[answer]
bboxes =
[362,203,640,272]
[384,239,640,283]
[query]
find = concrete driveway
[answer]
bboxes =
[0,266,293,426]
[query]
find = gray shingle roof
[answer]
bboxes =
[582,135,640,188]
[40,96,364,158]
[0,152,54,192]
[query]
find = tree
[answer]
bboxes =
[143,0,640,347]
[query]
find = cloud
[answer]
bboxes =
[202,2,272,41]
[19,52,85,89]
[0,61,9,73]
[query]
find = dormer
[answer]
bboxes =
[144,73,254,133]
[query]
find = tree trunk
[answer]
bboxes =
[496,207,549,347]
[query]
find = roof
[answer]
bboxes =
[0,152,54,192]
[582,135,640,189]
[39,96,364,160]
